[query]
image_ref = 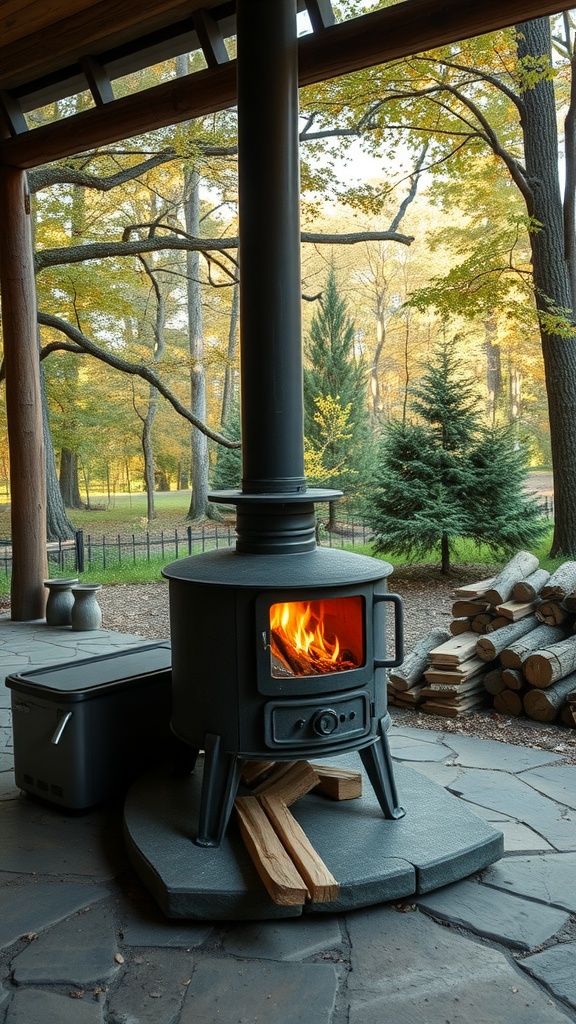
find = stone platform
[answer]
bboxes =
[124,753,504,919]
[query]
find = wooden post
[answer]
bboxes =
[0,164,47,619]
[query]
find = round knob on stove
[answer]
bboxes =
[312,709,339,736]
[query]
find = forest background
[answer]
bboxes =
[0,1,573,568]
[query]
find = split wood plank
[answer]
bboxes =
[453,577,495,599]
[495,599,537,622]
[259,793,339,903]
[310,764,363,801]
[424,656,489,684]
[234,796,310,906]
[452,600,491,617]
[428,632,479,666]
[240,761,278,786]
[252,761,319,805]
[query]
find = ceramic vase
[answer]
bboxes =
[44,578,79,627]
[71,583,103,631]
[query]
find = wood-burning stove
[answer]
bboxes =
[163,544,403,846]
[162,0,406,848]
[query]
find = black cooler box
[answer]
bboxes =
[6,642,172,810]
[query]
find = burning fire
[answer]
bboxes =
[270,597,363,677]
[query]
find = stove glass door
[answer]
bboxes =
[269,594,365,678]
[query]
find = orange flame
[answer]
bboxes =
[270,597,363,677]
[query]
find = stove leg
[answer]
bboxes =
[195,733,241,847]
[359,715,405,820]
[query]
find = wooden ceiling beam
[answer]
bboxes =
[0,0,570,169]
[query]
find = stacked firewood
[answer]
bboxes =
[388,550,576,724]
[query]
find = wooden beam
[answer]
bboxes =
[0,0,571,168]
[0,165,48,619]
[193,9,230,67]
[80,56,115,106]
[0,91,27,136]
[304,0,336,33]
[0,0,221,89]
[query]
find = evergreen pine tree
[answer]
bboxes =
[303,265,372,527]
[365,339,546,573]
[211,403,242,491]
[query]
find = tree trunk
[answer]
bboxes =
[41,365,75,542]
[440,532,450,574]
[517,19,576,557]
[185,167,214,521]
[59,447,83,509]
[221,281,240,426]
[142,409,155,521]
[0,166,48,618]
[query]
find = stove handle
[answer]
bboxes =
[373,592,404,669]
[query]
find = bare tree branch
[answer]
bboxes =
[37,312,241,450]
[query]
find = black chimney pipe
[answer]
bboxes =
[209,0,340,553]
[236,0,305,496]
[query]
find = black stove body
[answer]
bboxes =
[162,0,406,847]
[163,544,403,846]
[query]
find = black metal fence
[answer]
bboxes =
[0,518,375,577]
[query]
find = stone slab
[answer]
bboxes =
[0,798,129,878]
[521,941,576,1011]
[179,957,338,1024]
[442,734,564,772]
[388,737,451,762]
[119,895,213,948]
[0,879,109,950]
[106,947,192,1024]
[448,768,576,852]
[519,764,576,810]
[416,878,569,950]
[5,989,105,1024]
[123,757,503,919]
[481,852,576,912]
[10,900,120,986]
[222,917,344,961]
[347,903,574,1024]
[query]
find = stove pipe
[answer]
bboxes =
[209,0,340,554]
